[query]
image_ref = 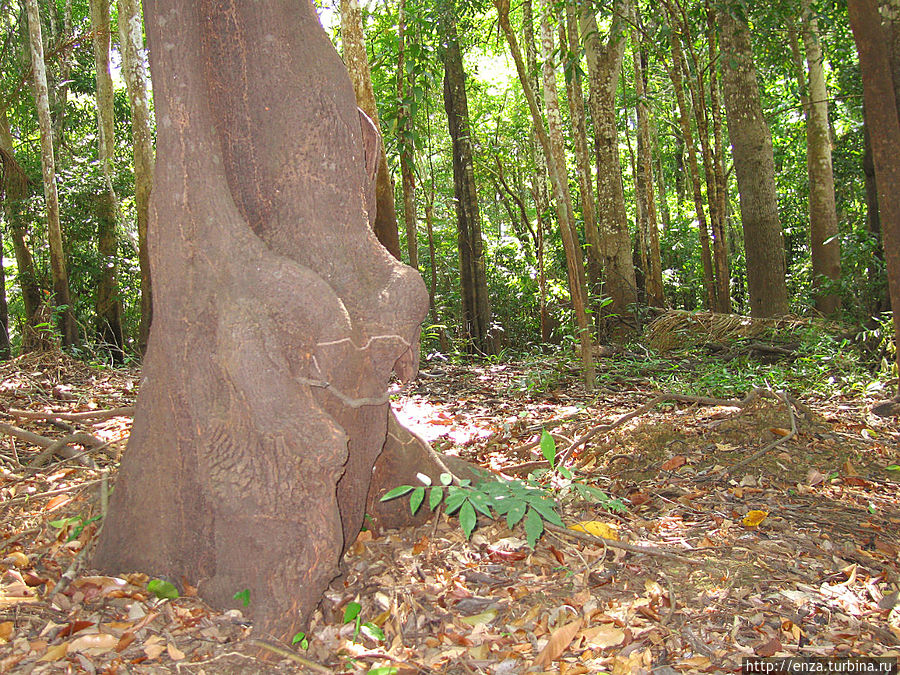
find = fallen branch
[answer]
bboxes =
[717,390,798,477]
[545,523,696,562]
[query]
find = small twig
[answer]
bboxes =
[545,524,697,562]
[247,639,332,672]
[0,478,105,511]
[720,390,798,476]
[27,432,106,469]
[4,406,135,422]
[48,543,93,598]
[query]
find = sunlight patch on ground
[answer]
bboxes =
[392,396,496,446]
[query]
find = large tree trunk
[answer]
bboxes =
[441,14,496,355]
[117,0,155,354]
[799,0,841,316]
[580,0,638,331]
[93,0,431,640]
[848,0,900,398]
[25,0,77,347]
[718,7,789,317]
[496,0,595,388]
[90,0,125,360]
[340,0,402,260]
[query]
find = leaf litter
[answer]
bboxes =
[0,350,897,673]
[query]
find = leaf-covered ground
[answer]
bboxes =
[0,348,898,674]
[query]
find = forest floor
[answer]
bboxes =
[0,342,898,674]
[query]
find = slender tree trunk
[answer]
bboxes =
[580,0,637,330]
[707,3,731,312]
[441,13,496,355]
[496,0,595,388]
[397,0,418,269]
[25,0,77,347]
[340,0,402,259]
[848,0,900,397]
[630,13,664,307]
[117,0,155,354]
[667,26,716,310]
[90,0,125,359]
[524,0,553,340]
[798,0,841,315]
[653,124,672,233]
[718,6,789,317]
[562,5,603,309]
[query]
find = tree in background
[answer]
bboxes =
[718,3,789,317]
[90,0,125,360]
[341,0,403,259]
[25,0,77,347]
[440,6,496,355]
[117,0,155,354]
[848,0,900,400]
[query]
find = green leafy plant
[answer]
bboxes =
[233,588,250,607]
[48,514,101,543]
[343,601,385,643]
[291,631,309,649]
[147,579,179,600]
[381,431,624,548]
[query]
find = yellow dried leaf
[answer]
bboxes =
[37,641,69,662]
[0,621,13,641]
[3,552,28,568]
[742,510,768,527]
[459,608,497,627]
[569,521,619,541]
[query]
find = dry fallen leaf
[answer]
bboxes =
[0,621,13,642]
[661,455,686,471]
[37,641,69,662]
[68,633,119,653]
[3,551,28,568]
[569,521,619,541]
[742,510,768,527]
[532,618,583,667]
[581,623,625,649]
[166,642,186,660]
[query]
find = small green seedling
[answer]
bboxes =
[343,601,385,643]
[233,589,250,607]
[49,515,101,543]
[291,631,309,649]
[147,579,179,600]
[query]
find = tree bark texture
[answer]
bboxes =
[718,7,789,317]
[800,0,841,315]
[667,27,716,311]
[90,0,125,359]
[580,0,638,329]
[562,6,603,308]
[93,0,430,640]
[707,4,731,312]
[848,0,900,396]
[496,0,595,387]
[397,0,418,269]
[340,0,402,260]
[117,0,155,355]
[441,15,496,355]
[630,16,664,307]
[25,0,77,347]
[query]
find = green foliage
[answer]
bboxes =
[343,601,385,643]
[233,588,250,607]
[291,631,309,649]
[48,514,101,543]
[147,579,180,600]
[382,445,625,548]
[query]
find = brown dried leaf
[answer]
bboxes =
[533,618,583,667]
